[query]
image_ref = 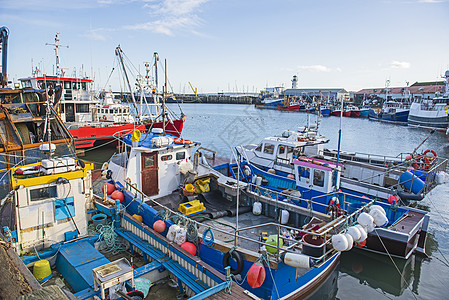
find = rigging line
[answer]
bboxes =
[435,249,449,268]
[425,196,449,228]
[373,230,418,300]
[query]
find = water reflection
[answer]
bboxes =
[340,249,425,297]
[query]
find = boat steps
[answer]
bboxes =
[115,228,209,294]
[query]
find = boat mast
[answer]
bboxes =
[163,58,167,135]
[115,46,141,123]
[46,32,68,79]
[0,26,9,88]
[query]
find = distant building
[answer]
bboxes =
[354,81,445,104]
[283,88,349,102]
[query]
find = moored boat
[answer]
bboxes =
[408,70,449,131]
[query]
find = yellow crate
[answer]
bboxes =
[178,200,206,216]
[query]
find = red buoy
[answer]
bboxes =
[247,263,266,289]
[181,242,197,256]
[356,240,367,247]
[388,195,397,204]
[110,190,124,202]
[102,182,115,195]
[153,220,166,233]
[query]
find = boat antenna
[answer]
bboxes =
[334,94,344,187]
[45,32,68,78]
[163,58,167,135]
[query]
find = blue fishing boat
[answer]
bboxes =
[219,155,433,259]
[368,100,410,124]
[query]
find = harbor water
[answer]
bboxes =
[84,103,449,300]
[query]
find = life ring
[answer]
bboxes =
[101,115,107,121]
[15,165,40,175]
[174,138,193,145]
[222,249,244,275]
[423,149,437,159]
[297,137,308,142]
[326,197,341,217]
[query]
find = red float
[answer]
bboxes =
[247,263,266,289]
[102,182,115,195]
[356,240,367,247]
[180,242,197,256]
[388,195,397,204]
[110,190,124,202]
[153,220,166,233]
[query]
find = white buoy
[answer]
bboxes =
[370,205,386,216]
[280,210,289,224]
[344,233,354,251]
[174,227,187,245]
[369,208,388,227]
[357,212,374,227]
[256,176,262,186]
[252,175,257,184]
[332,234,348,251]
[365,222,376,233]
[347,226,361,242]
[284,253,312,268]
[355,224,368,241]
[167,225,180,242]
[253,202,262,215]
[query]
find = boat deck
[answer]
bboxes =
[390,210,425,234]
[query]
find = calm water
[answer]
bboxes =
[85,103,449,300]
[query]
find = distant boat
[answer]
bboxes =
[359,107,370,118]
[343,105,360,117]
[408,70,449,131]
[368,100,410,124]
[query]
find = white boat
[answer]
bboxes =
[408,70,449,131]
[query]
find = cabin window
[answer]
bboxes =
[72,82,78,90]
[313,169,325,187]
[30,186,57,202]
[176,152,186,160]
[81,82,87,90]
[64,81,71,89]
[144,156,155,167]
[278,145,285,155]
[299,166,310,181]
[161,154,173,161]
[263,143,274,154]
[255,144,262,152]
[76,104,89,113]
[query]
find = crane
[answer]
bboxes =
[188,82,198,97]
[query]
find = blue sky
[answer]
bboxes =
[1,0,449,93]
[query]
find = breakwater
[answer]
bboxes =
[117,92,258,104]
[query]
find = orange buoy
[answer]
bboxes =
[180,242,197,255]
[102,182,115,195]
[153,220,166,233]
[247,262,266,289]
[174,138,193,145]
[110,190,124,202]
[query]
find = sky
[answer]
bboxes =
[1,0,449,94]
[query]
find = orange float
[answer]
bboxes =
[110,190,124,202]
[247,263,266,289]
[102,182,115,195]
[153,220,166,233]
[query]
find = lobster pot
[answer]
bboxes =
[399,171,425,194]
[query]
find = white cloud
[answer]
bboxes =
[297,65,332,72]
[390,61,411,69]
[83,29,108,41]
[128,0,209,35]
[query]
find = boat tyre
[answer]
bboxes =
[223,249,244,275]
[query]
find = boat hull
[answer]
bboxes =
[70,119,184,149]
[368,109,409,124]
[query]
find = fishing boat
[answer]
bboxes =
[19,34,184,149]
[343,105,360,118]
[408,70,449,131]
[368,100,410,124]
[97,124,368,299]
[225,155,433,260]
[235,119,329,174]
